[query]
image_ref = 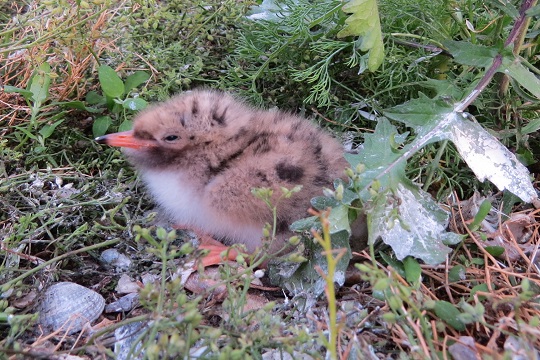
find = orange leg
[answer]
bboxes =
[173,225,241,267]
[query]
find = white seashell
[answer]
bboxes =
[37,282,105,335]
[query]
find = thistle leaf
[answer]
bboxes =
[337,0,384,71]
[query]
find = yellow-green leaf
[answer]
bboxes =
[337,0,384,71]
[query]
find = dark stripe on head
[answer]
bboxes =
[212,105,228,126]
[273,112,283,124]
[134,130,154,140]
[192,98,199,116]
[173,111,185,127]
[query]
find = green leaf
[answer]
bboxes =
[470,283,489,301]
[500,56,540,99]
[369,183,461,264]
[442,40,498,68]
[98,65,125,99]
[327,203,351,235]
[484,246,505,257]
[403,256,421,285]
[386,95,537,203]
[448,113,537,202]
[118,120,133,132]
[521,118,540,135]
[448,265,466,282]
[337,0,384,71]
[385,93,454,129]
[124,71,150,93]
[59,100,101,113]
[86,91,106,105]
[469,199,492,231]
[28,62,52,105]
[379,252,405,275]
[268,230,351,300]
[486,0,519,18]
[122,98,148,111]
[527,4,540,16]
[3,85,33,100]
[38,119,64,140]
[290,216,319,233]
[92,116,112,138]
[14,125,38,140]
[433,300,466,331]
[346,118,461,264]
[311,196,338,211]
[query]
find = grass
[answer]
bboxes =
[1,0,540,359]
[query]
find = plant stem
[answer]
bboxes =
[313,210,339,360]
[0,238,120,291]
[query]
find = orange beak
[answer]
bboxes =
[95,130,156,149]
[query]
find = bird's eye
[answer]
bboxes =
[164,135,179,142]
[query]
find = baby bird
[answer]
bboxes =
[96,90,350,266]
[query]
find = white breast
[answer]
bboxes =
[140,170,263,252]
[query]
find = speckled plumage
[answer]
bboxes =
[98,90,351,261]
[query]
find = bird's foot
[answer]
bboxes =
[172,225,244,267]
[197,243,240,267]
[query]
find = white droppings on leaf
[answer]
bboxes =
[371,184,461,264]
[450,116,537,203]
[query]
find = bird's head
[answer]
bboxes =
[96,90,251,168]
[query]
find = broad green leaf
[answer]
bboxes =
[311,196,339,211]
[28,62,52,105]
[337,0,384,71]
[58,101,101,113]
[246,0,285,22]
[86,91,106,105]
[327,203,351,235]
[98,65,125,98]
[118,120,133,132]
[124,71,150,93]
[289,216,319,233]
[3,85,33,99]
[39,119,64,139]
[92,116,112,138]
[403,256,421,285]
[484,246,505,257]
[442,40,498,68]
[433,300,466,331]
[345,118,405,195]
[500,56,540,99]
[417,79,466,101]
[470,283,490,301]
[386,95,537,203]
[122,98,148,111]
[368,183,461,264]
[346,118,461,264]
[385,92,454,128]
[448,265,466,282]
[449,113,537,202]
